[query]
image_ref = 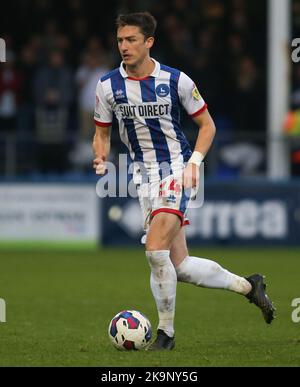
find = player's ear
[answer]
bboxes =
[145,37,154,49]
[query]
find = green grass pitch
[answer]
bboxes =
[0,247,299,367]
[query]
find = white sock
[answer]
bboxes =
[176,256,251,295]
[146,250,177,337]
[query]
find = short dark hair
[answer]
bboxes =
[116,12,157,39]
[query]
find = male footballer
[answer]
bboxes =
[93,12,275,350]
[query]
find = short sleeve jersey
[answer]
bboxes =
[94,58,207,166]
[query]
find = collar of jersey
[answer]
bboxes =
[119,58,160,80]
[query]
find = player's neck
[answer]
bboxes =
[125,57,155,79]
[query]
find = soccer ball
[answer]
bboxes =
[108,310,152,350]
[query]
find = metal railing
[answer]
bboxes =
[0,130,297,179]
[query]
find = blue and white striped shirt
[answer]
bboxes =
[94,58,207,167]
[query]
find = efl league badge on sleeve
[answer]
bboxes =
[192,86,201,101]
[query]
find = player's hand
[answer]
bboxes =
[93,156,106,175]
[183,162,199,189]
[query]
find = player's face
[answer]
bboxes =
[117,25,154,67]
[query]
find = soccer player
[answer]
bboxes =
[93,12,275,350]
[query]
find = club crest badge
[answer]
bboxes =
[156,84,170,98]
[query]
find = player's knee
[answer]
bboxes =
[145,236,169,252]
[145,241,166,252]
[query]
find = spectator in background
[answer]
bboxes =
[33,49,73,172]
[76,50,109,140]
[0,0,268,177]
[218,56,265,177]
[232,56,263,132]
[0,50,22,133]
[38,20,61,61]
[34,50,73,109]
[287,65,300,176]
[18,44,37,133]
[70,49,109,170]
[291,65,300,109]
[69,17,90,65]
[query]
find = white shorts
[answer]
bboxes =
[134,162,190,237]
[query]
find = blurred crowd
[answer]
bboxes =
[287,0,300,175]
[0,0,267,176]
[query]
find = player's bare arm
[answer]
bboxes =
[93,125,111,175]
[183,109,216,188]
